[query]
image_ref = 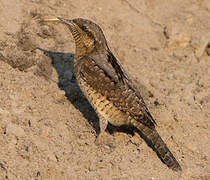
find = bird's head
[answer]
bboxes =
[57,17,108,56]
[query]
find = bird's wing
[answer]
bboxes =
[80,52,156,128]
[88,49,128,84]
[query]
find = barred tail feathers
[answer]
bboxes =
[132,120,182,171]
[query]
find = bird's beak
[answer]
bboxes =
[56,17,74,26]
[40,17,74,25]
[40,17,60,23]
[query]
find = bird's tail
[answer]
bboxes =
[132,120,182,171]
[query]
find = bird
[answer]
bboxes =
[42,17,182,171]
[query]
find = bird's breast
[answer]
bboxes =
[77,77,130,126]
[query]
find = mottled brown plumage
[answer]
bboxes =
[52,17,182,171]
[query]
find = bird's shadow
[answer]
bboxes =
[37,48,132,136]
[37,48,100,134]
[37,48,174,168]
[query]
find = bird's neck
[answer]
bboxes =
[74,35,95,56]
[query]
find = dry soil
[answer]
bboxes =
[0,0,210,179]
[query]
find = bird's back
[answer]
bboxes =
[74,54,156,128]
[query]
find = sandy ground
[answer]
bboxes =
[0,0,210,179]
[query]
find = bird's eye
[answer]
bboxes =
[80,25,94,39]
[81,25,89,34]
[81,25,87,31]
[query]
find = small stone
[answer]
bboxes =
[154,100,160,106]
[36,171,41,177]
[28,120,31,127]
[25,146,29,152]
